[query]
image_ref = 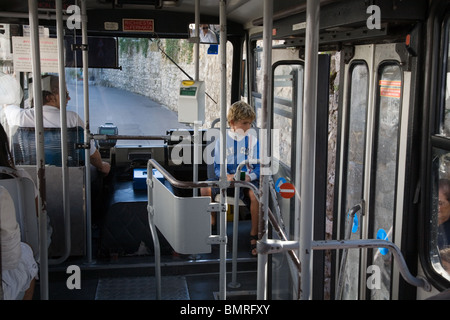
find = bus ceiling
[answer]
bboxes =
[0,0,428,42]
[254,0,429,49]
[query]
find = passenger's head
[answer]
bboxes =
[0,123,14,168]
[227,101,255,134]
[227,101,255,121]
[200,24,209,33]
[41,75,70,108]
[439,179,450,225]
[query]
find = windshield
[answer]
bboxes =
[1,27,233,148]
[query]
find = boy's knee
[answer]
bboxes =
[200,187,210,197]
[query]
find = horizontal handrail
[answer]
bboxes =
[258,238,431,291]
[92,134,171,141]
[148,158,258,192]
[316,239,431,291]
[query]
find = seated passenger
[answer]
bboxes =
[438,179,450,249]
[1,74,110,176]
[1,186,38,300]
[200,101,260,256]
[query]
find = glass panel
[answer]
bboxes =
[430,149,450,280]
[370,63,402,300]
[432,18,450,281]
[270,62,303,300]
[273,64,304,167]
[341,63,369,300]
[440,24,450,136]
[66,37,234,145]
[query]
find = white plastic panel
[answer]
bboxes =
[0,167,39,262]
[152,175,211,254]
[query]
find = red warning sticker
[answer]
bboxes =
[379,80,401,98]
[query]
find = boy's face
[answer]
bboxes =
[230,118,253,134]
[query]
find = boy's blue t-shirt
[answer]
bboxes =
[213,129,260,181]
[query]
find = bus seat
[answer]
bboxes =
[0,166,39,263]
[20,165,86,257]
[11,126,85,167]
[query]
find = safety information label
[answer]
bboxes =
[12,36,58,73]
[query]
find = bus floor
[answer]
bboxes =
[33,220,258,300]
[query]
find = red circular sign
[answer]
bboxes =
[279,182,295,199]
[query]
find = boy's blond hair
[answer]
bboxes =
[227,101,256,125]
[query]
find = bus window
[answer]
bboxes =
[441,19,450,137]
[270,61,303,300]
[430,150,450,280]
[272,63,304,168]
[430,16,450,282]
[65,36,233,143]
[341,62,369,300]
[370,63,402,300]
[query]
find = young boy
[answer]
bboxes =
[201,101,260,256]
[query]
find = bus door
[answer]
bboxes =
[268,55,330,300]
[336,43,413,300]
[268,60,304,300]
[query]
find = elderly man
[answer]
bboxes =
[2,74,110,176]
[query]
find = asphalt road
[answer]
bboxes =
[67,83,191,146]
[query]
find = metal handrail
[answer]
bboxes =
[335,203,362,299]
[147,158,256,300]
[147,158,301,299]
[257,237,432,292]
[148,158,258,192]
[312,239,432,292]
[150,157,301,265]
[92,134,171,141]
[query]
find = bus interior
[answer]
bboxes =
[0,0,450,301]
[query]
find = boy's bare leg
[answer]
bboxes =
[249,190,259,256]
[201,187,216,226]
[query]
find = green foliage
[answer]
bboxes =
[119,37,194,64]
[181,40,194,64]
[164,39,179,63]
[119,38,150,57]
[161,39,194,64]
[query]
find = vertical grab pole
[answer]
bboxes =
[51,0,71,265]
[299,0,320,300]
[218,0,228,301]
[192,0,200,197]
[193,120,201,197]
[194,0,200,81]
[147,162,161,300]
[256,0,273,300]
[228,182,241,288]
[28,0,48,300]
[80,0,93,263]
